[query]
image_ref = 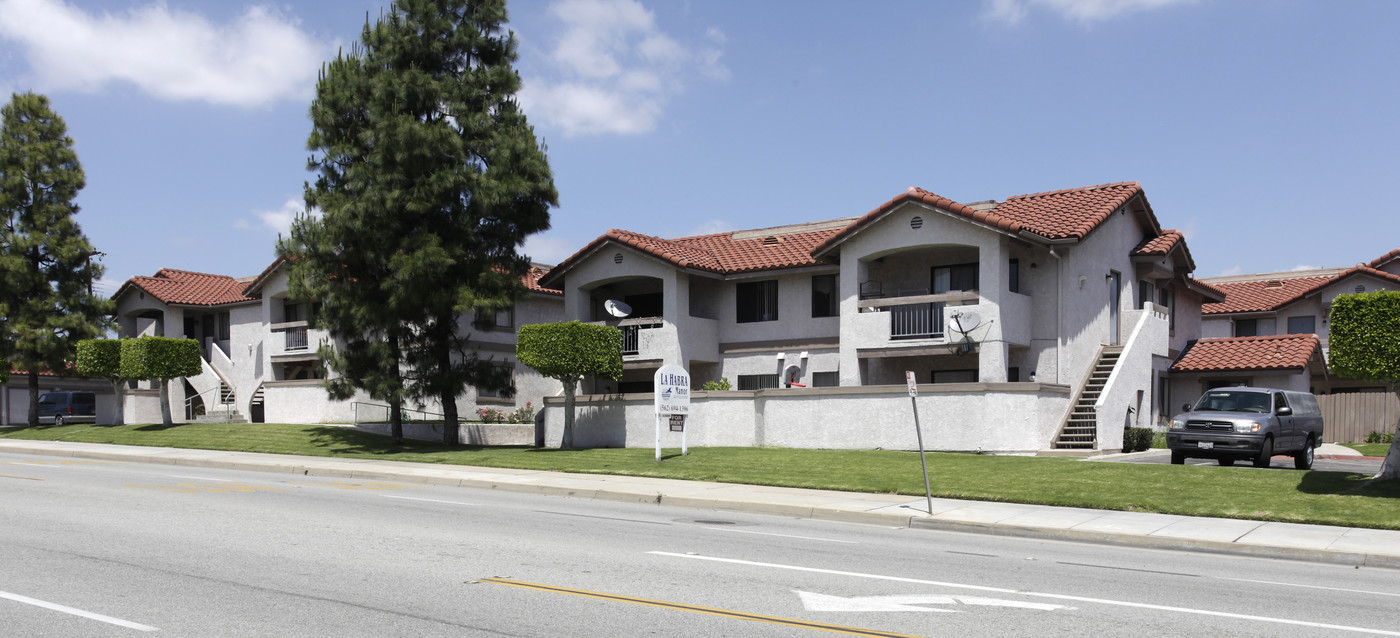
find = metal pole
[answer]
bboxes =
[682,415,688,456]
[655,413,662,462]
[911,396,933,515]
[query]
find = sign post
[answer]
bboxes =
[654,364,691,462]
[907,371,933,515]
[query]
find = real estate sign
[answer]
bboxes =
[654,364,691,461]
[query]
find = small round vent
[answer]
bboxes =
[910,216,923,230]
[613,252,624,264]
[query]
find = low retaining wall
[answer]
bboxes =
[353,421,534,446]
[541,383,1072,452]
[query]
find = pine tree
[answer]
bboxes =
[283,0,556,445]
[0,92,112,426]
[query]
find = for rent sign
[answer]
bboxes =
[654,364,691,461]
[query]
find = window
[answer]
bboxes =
[737,374,780,390]
[1009,259,1020,294]
[1138,280,1155,309]
[284,302,299,323]
[1234,318,1258,337]
[1158,288,1176,333]
[477,361,514,399]
[218,312,231,341]
[1287,316,1316,334]
[811,371,839,387]
[932,263,978,293]
[931,369,978,384]
[475,307,514,331]
[811,274,838,318]
[736,280,779,323]
[1007,367,1020,382]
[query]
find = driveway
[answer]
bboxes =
[1101,447,1384,474]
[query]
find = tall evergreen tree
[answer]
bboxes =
[283,0,556,445]
[0,92,112,426]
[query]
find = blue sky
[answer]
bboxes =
[1,0,1395,296]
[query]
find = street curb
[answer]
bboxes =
[3,440,1396,570]
[906,518,1400,571]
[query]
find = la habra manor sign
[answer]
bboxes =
[653,364,691,460]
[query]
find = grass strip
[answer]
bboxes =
[4,422,1398,530]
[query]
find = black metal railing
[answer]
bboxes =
[285,326,309,351]
[621,325,640,355]
[890,302,944,339]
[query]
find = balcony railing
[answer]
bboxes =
[890,302,944,339]
[285,326,309,351]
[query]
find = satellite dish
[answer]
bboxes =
[604,299,632,318]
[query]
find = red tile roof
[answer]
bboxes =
[1131,229,1182,256]
[812,182,1151,257]
[117,269,258,307]
[993,181,1147,241]
[541,224,847,287]
[1170,334,1320,373]
[524,265,561,296]
[1201,275,1334,315]
[1202,265,1400,315]
[1371,247,1400,269]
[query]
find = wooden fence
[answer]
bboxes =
[1319,392,1400,443]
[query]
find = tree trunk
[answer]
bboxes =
[110,378,125,426]
[159,378,173,426]
[561,377,577,450]
[390,401,403,445]
[1375,386,1400,481]
[439,337,458,446]
[26,370,39,427]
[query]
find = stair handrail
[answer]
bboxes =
[185,383,237,422]
[1049,344,1118,449]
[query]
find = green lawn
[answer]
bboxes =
[4,422,1399,530]
[1342,442,1394,457]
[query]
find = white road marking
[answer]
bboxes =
[381,495,475,506]
[650,552,1400,636]
[1218,577,1400,598]
[797,591,1073,612]
[0,590,158,632]
[706,528,858,544]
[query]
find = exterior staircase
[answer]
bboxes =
[1051,346,1122,450]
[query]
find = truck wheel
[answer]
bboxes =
[1170,450,1185,465]
[1253,436,1273,468]
[1218,458,1235,467]
[1294,437,1315,470]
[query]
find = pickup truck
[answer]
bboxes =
[1167,387,1324,469]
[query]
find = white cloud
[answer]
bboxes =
[522,233,580,266]
[1216,265,1243,277]
[1289,264,1321,272]
[685,219,734,237]
[0,0,332,108]
[519,0,728,137]
[984,0,1196,25]
[242,197,305,236]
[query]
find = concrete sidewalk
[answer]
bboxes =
[2,439,1397,570]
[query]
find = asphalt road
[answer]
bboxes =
[2,451,1398,637]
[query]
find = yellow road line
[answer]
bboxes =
[0,473,42,480]
[479,577,926,638]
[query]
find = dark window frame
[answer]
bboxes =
[811,274,838,318]
[736,280,779,323]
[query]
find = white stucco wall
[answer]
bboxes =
[541,383,1072,452]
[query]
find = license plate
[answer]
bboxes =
[1197,441,1214,450]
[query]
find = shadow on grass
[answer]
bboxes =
[133,423,191,432]
[1297,470,1400,498]
[305,425,527,457]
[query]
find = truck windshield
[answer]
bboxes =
[1194,390,1271,413]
